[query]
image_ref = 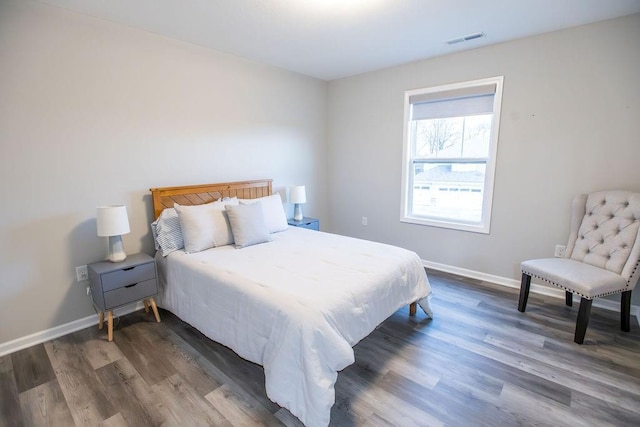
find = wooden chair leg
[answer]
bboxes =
[409,302,417,316]
[621,291,632,332]
[518,273,531,312]
[574,298,593,344]
[565,291,573,306]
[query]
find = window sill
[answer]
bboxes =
[400,215,490,234]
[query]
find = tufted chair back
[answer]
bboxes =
[565,191,640,290]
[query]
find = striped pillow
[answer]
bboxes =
[151,208,184,257]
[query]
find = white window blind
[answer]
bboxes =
[410,84,496,120]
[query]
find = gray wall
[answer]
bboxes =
[0,1,327,343]
[2,1,639,347]
[326,14,640,303]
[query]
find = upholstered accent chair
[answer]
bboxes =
[518,191,640,344]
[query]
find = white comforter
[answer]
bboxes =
[156,227,432,427]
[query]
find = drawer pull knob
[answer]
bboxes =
[123,266,135,271]
[125,283,138,288]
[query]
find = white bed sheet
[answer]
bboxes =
[156,227,432,427]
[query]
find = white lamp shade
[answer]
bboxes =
[289,186,307,204]
[97,205,131,237]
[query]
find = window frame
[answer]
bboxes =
[400,76,504,234]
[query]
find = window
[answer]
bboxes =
[401,76,503,233]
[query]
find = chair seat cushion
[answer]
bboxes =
[521,258,628,299]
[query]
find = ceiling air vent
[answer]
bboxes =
[446,32,486,45]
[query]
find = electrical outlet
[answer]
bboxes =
[554,245,566,258]
[76,265,88,282]
[362,216,368,226]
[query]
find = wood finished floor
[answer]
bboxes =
[2,270,640,426]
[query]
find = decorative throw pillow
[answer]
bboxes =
[240,194,288,233]
[174,202,221,253]
[151,208,184,257]
[210,197,239,247]
[225,202,271,248]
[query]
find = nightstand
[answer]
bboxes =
[287,217,319,231]
[88,252,160,341]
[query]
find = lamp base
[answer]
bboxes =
[293,204,303,221]
[107,235,127,263]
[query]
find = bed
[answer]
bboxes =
[149,179,432,427]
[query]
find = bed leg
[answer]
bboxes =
[409,302,417,316]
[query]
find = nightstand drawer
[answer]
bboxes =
[287,217,319,231]
[103,278,157,309]
[101,262,155,292]
[297,220,319,231]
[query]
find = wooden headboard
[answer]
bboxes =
[150,179,273,219]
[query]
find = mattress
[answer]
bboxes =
[156,227,432,427]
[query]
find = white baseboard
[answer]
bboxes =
[0,302,145,357]
[2,262,638,357]
[422,259,640,319]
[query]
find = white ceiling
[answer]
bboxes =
[39,0,640,81]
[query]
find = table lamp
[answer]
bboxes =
[289,185,307,221]
[97,205,131,262]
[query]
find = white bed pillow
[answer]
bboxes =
[150,208,184,257]
[210,197,239,247]
[173,199,240,252]
[174,202,221,253]
[240,194,288,233]
[225,202,271,248]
